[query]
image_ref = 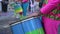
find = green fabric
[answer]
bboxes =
[19,15,27,20]
[39,28,45,34]
[44,0,60,20]
[26,28,44,34]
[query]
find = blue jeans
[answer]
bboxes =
[22,2,29,16]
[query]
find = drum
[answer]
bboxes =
[21,17,44,34]
[10,22,24,34]
[10,17,44,34]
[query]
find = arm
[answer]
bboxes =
[40,0,59,14]
[27,12,40,18]
[27,0,59,18]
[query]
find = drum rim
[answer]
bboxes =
[10,17,37,27]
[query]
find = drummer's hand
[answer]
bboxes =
[27,12,40,18]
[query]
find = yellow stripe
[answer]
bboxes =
[15,9,23,13]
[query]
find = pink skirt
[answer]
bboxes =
[42,16,60,34]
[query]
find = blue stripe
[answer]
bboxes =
[11,23,24,34]
[22,17,42,32]
[22,19,37,32]
[34,17,42,28]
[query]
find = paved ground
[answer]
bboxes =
[0,11,20,34]
[0,27,12,34]
[0,11,20,28]
[0,2,18,34]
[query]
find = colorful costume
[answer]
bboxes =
[40,0,60,34]
[10,2,24,20]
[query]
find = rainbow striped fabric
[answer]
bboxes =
[10,2,27,20]
[11,2,23,13]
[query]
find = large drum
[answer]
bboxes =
[10,17,44,34]
[10,22,24,34]
[21,17,44,34]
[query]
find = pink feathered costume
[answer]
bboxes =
[40,0,60,34]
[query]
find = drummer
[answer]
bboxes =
[27,0,60,18]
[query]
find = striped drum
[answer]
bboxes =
[11,22,24,34]
[22,17,44,34]
[10,17,44,34]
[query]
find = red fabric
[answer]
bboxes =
[56,14,60,17]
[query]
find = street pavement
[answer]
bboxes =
[0,11,20,28]
[0,11,20,34]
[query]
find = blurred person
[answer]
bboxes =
[27,0,60,18]
[2,0,8,12]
